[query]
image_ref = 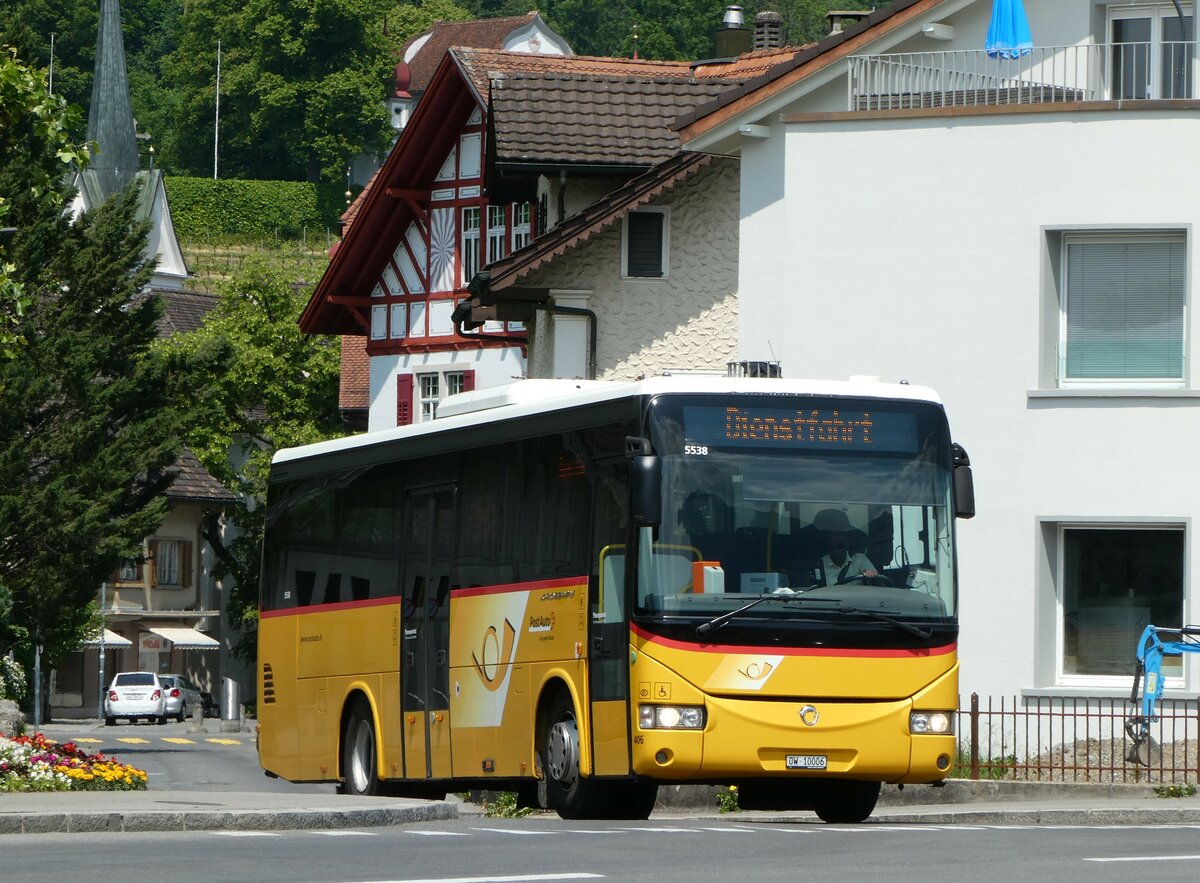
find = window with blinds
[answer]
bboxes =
[1061,233,1186,383]
[623,208,669,279]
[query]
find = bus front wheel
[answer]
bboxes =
[542,693,611,819]
[813,780,880,823]
[338,699,379,796]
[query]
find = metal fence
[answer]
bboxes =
[848,42,1196,111]
[958,692,1200,784]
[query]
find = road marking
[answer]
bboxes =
[697,826,755,833]
[315,831,378,836]
[162,737,195,744]
[562,829,628,835]
[116,737,151,744]
[70,738,103,744]
[405,830,471,836]
[470,827,552,835]
[623,826,700,833]
[344,875,603,883]
[1084,854,1200,863]
[205,738,242,745]
[214,831,279,837]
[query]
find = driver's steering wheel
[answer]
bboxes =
[837,572,894,587]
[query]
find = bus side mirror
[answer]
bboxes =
[952,443,975,520]
[627,437,662,526]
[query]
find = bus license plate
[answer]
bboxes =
[786,754,827,770]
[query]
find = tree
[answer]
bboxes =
[165,0,398,184]
[0,47,215,700]
[166,257,340,661]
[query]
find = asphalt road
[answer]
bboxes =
[7,815,1200,883]
[36,718,334,795]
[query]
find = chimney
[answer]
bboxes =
[754,12,786,50]
[826,10,872,36]
[714,5,753,57]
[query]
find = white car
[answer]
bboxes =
[104,671,167,726]
[159,674,204,723]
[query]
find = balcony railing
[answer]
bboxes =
[848,42,1197,111]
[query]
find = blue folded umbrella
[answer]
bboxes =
[985,0,1034,59]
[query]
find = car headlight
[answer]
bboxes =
[639,704,705,730]
[910,711,954,734]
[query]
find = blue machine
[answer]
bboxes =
[1125,624,1200,764]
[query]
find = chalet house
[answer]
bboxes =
[672,0,1200,711]
[302,41,782,431]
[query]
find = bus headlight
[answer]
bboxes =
[639,704,705,730]
[910,711,954,734]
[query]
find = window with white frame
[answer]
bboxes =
[415,370,468,422]
[1058,232,1186,386]
[1058,524,1183,680]
[1109,4,1194,99]
[622,207,669,279]
[512,202,531,251]
[156,539,181,586]
[488,205,507,262]
[462,207,481,287]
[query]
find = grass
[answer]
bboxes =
[950,750,1017,780]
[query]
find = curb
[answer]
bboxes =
[0,801,458,836]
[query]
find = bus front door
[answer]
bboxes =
[401,486,454,781]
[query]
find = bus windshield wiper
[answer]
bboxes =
[695,593,817,638]
[836,607,932,640]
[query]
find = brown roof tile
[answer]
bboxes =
[489,72,740,167]
[166,447,237,504]
[339,335,370,412]
[401,14,543,94]
[152,289,218,337]
[453,48,699,98]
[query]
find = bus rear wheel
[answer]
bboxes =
[338,699,379,796]
[813,780,880,823]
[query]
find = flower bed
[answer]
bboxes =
[0,732,148,792]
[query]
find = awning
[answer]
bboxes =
[147,626,220,650]
[82,628,134,648]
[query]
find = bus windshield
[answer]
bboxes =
[634,394,957,628]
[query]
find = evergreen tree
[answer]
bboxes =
[0,48,209,693]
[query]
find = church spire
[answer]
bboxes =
[86,0,139,201]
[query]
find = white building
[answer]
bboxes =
[678,0,1200,706]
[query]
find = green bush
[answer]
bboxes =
[165,177,354,240]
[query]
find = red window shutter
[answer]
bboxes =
[397,374,414,426]
[462,370,475,392]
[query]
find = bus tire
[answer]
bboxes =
[541,692,610,819]
[338,699,379,796]
[605,781,657,820]
[813,780,880,824]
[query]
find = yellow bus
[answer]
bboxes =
[257,376,974,821]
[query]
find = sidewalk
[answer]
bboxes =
[2,782,1199,835]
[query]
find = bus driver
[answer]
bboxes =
[813,508,878,586]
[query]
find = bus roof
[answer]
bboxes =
[272,375,943,466]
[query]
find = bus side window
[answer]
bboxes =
[295,570,316,607]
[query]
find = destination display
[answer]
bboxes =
[682,404,920,453]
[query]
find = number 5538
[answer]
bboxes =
[684,445,709,456]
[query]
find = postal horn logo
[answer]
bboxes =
[471,617,517,692]
[799,705,820,727]
[737,660,775,681]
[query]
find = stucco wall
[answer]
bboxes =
[739,108,1200,700]
[522,157,740,380]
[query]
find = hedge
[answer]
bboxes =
[164,177,353,239]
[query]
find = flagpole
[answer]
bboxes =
[213,39,221,180]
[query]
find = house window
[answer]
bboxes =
[488,205,507,262]
[406,369,474,424]
[462,207,481,287]
[117,560,139,582]
[154,537,187,585]
[1058,525,1184,680]
[512,202,532,251]
[1109,4,1194,99]
[1059,232,1185,385]
[622,208,670,279]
